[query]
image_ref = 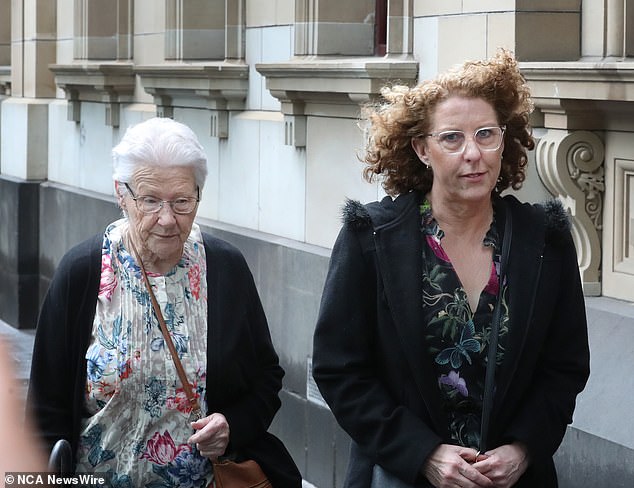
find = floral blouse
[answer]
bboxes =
[75,219,212,488]
[420,200,509,449]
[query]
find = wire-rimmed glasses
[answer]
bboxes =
[124,183,200,215]
[424,126,506,154]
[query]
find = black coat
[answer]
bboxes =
[312,192,590,487]
[28,232,301,487]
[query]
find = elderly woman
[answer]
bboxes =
[28,117,301,487]
[312,50,590,488]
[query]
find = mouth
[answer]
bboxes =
[462,172,486,178]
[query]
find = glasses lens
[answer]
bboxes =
[139,197,162,213]
[133,194,198,214]
[172,198,198,214]
[437,131,465,152]
[475,127,503,150]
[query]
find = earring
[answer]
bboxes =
[422,158,430,168]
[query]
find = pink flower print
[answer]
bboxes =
[426,235,450,263]
[188,264,202,300]
[98,253,117,300]
[140,430,189,465]
[483,261,499,296]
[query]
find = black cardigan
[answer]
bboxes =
[313,192,590,487]
[28,232,301,487]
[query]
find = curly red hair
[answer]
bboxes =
[361,49,535,196]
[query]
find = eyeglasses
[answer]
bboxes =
[124,183,200,215]
[424,126,506,154]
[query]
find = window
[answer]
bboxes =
[375,0,387,56]
[165,0,225,60]
[74,0,132,60]
[295,0,376,56]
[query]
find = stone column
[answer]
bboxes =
[0,0,56,327]
[3,0,55,180]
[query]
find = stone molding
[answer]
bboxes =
[256,57,418,146]
[49,63,136,127]
[522,60,634,129]
[535,129,605,296]
[136,62,249,138]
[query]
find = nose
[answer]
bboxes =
[156,202,177,224]
[462,136,482,160]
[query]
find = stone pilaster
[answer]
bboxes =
[535,129,605,296]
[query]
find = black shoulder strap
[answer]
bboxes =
[480,201,512,453]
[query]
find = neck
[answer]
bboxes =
[428,193,494,239]
[125,232,181,275]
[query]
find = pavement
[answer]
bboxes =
[0,319,36,404]
[0,319,318,487]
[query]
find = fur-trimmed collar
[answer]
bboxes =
[342,195,571,234]
[341,198,372,230]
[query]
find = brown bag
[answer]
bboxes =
[212,459,272,488]
[132,243,272,488]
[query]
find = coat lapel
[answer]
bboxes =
[373,195,448,432]
[494,199,545,414]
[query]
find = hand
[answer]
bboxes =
[423,444,494,488]
[188,413,230,460]
[472,442,529,488]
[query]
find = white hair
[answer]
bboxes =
[112,117,208,189]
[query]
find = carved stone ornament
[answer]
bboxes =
[535,129,605,296]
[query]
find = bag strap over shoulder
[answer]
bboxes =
[128,238,204,422]
[479,201,512,453]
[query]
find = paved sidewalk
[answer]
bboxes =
[0,319,36,403]
[0,319,319,487]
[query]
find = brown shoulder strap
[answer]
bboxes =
[129,238,203,421]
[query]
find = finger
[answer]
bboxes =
[196,439,228,460]
[188,418,221,444]
[459,465,494,487]
[190,415,212,431]
[459,448,480,464]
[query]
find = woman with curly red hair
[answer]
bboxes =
[313,49,589,487]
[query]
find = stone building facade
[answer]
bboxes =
[1,1,633,486]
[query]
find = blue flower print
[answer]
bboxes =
[86,343,109,382]
[144,377,167,418]
[435,319,480,369]
[80,424,115,467]
[166,449,210,488]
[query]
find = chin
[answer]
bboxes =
[149,241,184,259]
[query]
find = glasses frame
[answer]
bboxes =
[123,182,200,215]
[424,125,506,155]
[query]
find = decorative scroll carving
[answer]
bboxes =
[535,130,605,296]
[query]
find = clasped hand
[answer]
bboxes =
[187,412,230,460]
[423,442,529,488]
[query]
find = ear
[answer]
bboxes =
[114,181,126,209]
[411,137,429,164]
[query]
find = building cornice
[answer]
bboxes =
[135,62,249,111]
[256,56,419,118]
[521,60,634,102]
[521,59,634,130]
[135,61,249,137]
[49,62,136,127]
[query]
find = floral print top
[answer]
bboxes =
[420,200,509,449]
[75,219,212,488]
